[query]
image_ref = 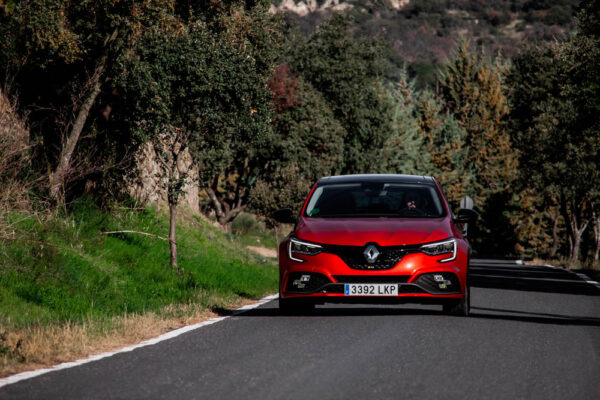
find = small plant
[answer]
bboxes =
[0,331,25,363]
[232,213,264,237]
[0,331,9,357]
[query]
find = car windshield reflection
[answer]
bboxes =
[304,182,446,218]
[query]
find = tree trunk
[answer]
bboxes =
[205,186,247,231]
[169,202,177,270]
[49,60,105,201]
[593,210,600,262]
[571,233,581,262]
[565,215,588,262]
[274,224,280,246]
[550,207,560,258]
[561,196,589,262]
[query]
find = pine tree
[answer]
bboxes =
[416,90,474,205]
[382,71,433,176]
[441,40,518,208]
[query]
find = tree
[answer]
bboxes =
[118,25,213,269]
[438,40,520,255]
[416,90,474,205]
[249,66,346,222]
[508,35,600,261]
[153,129,191,270]
[196,5,280,230]
[290,15,394,174]
[558,35,600,261]
[577,0,600,39]
[119,4,278,233]
[382,71,433,176]
[0,0,176,202]
[441,40,518,207]
[575,0,600,264]
[507,43,564,258]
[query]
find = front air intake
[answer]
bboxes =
[285,272,332,293]
[415,272,461,294]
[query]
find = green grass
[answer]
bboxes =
[0,198,278,329]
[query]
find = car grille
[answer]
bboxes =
[323,244,420,270]
[333,275,410,283]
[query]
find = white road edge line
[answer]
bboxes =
[0,293,279,389]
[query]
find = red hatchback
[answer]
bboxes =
[274,174,478,316]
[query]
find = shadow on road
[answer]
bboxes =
[470,278,600,295]
[470,261,600,296]
[470,307,600,327]
[226,304,600,327]
[225,306,442,318]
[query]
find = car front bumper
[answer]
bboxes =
[279,241,468,303]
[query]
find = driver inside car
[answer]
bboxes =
[404,191,423,212]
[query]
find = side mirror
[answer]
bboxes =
[273,208,296,224]
[454,208,479,225]
[459,196,474,210]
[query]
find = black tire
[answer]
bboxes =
[279,298,315,315]
[443,282,470,316]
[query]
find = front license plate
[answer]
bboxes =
[344,284,398,296]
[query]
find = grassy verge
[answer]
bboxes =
[0,199,277,376]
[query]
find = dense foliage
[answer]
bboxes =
[289,15,393,174]
[0,0,599,266]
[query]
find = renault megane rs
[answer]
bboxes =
[274,174,478,316]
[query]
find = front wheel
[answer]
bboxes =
[443,283,470,316]
[279,297,315,315]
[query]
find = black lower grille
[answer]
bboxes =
[398,284,426,293]
[285,272,332,293]
[333,275,410,284]
[324,243,420,270]
[320,284,345,294]
[415,272,461,294]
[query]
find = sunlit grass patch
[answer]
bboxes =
[0,198,277,375]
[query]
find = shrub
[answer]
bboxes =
[0,88,30,211]
[232,213,266,237]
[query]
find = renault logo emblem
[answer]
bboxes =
[363,244,380,263]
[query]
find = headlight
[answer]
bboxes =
[420,239,457,262]
[288,237,322,262]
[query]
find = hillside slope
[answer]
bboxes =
[0,200,277,375]
[273,0,580,85]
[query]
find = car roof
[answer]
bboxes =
[317,174,436,186]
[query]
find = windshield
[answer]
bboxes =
[304,182,446,218]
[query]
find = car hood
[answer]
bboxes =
[295,217,452,246]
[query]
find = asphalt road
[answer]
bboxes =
[1,264,599,400]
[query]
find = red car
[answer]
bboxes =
[274,174,478,316]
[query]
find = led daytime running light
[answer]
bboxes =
[288,237,322,262]
[420,239,457,263]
